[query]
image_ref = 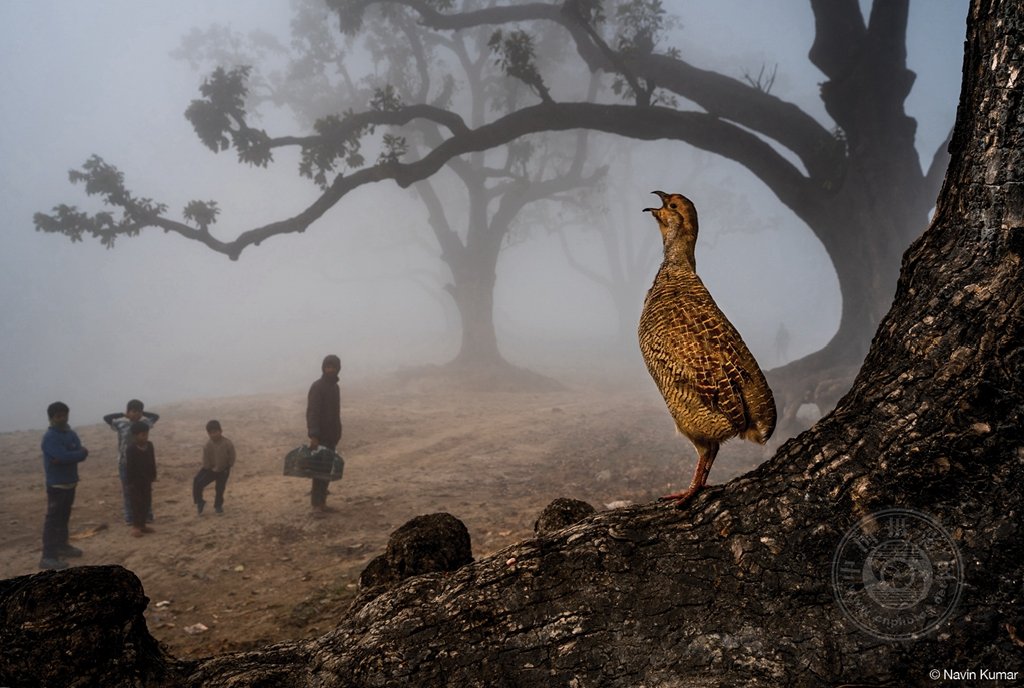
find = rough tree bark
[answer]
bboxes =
[6,1,1022,685]
[0,565,182,687]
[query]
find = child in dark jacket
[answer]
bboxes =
[40,401,89,570]
[125,421,157,537]
[103,399,159,525]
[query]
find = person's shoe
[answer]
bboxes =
[56,544,83,558]
[197,499,206,515]
[131,527,144,538]
[141,525,155,534]
[215,506,224,514]
[39,557,69,570]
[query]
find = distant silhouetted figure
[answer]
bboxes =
[639,191,776,508]
[306,354,343,513]
[775,322,792,365]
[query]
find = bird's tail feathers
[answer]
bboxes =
[741,419,775,445]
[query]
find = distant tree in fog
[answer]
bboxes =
[332,2,606,371]
[36,0,957,420]
[54,0,606,374]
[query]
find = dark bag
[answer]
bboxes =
[283,445,345,481]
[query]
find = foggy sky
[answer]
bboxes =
[0,1,967,433]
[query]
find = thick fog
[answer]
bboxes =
[0,1,966,433]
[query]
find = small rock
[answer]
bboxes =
[358,513,473,591]
[183,623,208,635]
[534,498,596,535]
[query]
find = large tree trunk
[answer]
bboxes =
[447,245,503,368]
[3,1,1022,685]
[416,176,512,372]
[768,0,948,437]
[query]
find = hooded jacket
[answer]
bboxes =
[307,356,342,448]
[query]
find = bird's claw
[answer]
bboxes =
[659,489,699,509]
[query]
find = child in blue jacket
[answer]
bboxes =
[40,401,89,570]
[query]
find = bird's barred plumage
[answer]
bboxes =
[640,262,774,444]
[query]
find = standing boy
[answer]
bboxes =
[124,421,157,537]
[103,400,159,525]
[40,401,89,570]
[306,354,342,512]
[193,419,236,515]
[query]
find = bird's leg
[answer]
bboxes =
[659,443,720,508]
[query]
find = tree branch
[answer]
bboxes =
[633,54,843,181]
[361,0,842,184]
[268,104,471,151]
[809,0,915,145]
[330,0,564,32]
[38,101,817,260]
[808,0,867,78]
[394,103,815,218]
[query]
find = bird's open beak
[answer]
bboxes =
[643,190,668,213]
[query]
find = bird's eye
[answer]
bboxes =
[669,203,677,209]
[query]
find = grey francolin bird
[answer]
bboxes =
[639,191,776,508]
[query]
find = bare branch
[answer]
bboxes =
[36,99,816,260]
[742,63,778,94]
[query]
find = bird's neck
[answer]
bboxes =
[662,237,697,272]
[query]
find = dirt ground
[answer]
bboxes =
[0,369,769,659]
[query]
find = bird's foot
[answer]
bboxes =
[658,487,699,509]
